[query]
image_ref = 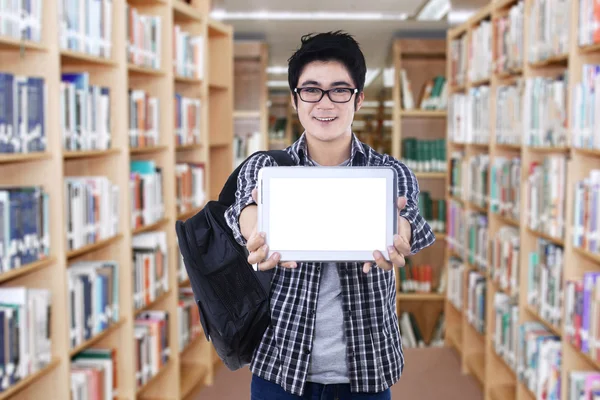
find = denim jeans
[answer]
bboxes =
[250,374,392,400]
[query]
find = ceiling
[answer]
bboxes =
[212,0,482,97]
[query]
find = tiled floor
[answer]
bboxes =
[192,347,483,399]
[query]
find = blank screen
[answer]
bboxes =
[267,177,388,252]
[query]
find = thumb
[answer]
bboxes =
[397,196,408,211]
[252,188,258,204]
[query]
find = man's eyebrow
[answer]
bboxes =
[299,80,353,87]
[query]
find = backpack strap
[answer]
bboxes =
[218,150,296,206]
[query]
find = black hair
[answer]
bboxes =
[287,31,367,107]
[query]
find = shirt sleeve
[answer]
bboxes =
[224,153,274,247]
[387,156,436,255]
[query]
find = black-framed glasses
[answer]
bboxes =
[294,87,358,103]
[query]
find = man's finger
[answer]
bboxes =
[247,244,269,265]
[393,234,411,256]
[280,261,298,269]
[388,246,406,268]
[363,262,372,274]
[258,252,280,271]
[373,250,393,271]
[246,231,265,252]
[397,196,407,211]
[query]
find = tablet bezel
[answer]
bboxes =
[257,166,398,262]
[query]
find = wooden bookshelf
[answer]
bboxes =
[390,39,447,348]
[0,1,232,399]
[445,0,600,398]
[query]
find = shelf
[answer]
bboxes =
[60,50,117,66]
[130,145,169,155]
[176,143,203,152]
[491,212,520,228]
[234,110,261,118]
[529,53,568,68]
[0,256,56,284]
[524,305,562,337]
[466,353,485,388]
[134,289,172,317]
[173,0,203,21]
[490,348,516,378]
[525,227,564,247]
[490,384,516,400]
[63,148,120,160]
[573,146,600,158]
[66,234,123,260]
[180,362,209,399]
[174,74,202,84]
[0,36,46,51]
[469,142,490,150]
[579,42,600,54]
[132,218,169,235]
[180,333,205,355]
[137,358,173,395]
[470,77,491,86]
[0,152,51,164]
[566,340,600,370]
[573,246,600,264]
[415,172,446,179]
[0,358,61,400]
[69,318,126,357]
[397,293,445,301]
[527,145,570,154]
[128,64,165,76]
[400,110,447,118]
[495,143,522,152]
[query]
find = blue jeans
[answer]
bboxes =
[250,374,392,400]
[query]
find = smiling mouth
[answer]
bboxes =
[314,117,337,122]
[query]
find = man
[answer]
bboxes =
[225,31,435,400]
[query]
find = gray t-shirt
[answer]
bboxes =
[305,155,350,384]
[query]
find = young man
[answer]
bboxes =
[225,31,435,400]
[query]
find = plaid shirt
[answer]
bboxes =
[224,133,435,395]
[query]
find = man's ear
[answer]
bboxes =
[290,91,297,111]
[354,91,365,112]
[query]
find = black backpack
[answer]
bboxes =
[175,149,296,370]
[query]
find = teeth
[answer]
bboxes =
[315,117,335,121]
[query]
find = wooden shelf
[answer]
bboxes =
[174,74,202,84]
[400,110,447,118]
[579,41,600,54]
[180,362,209,399]
[415,172,446,179]
[66,234,124,259]
[130,145,169,155]
[397,293,445,301]
[470,77,491,86]
[524,305,562,337]
[466,353,485,388]
[234,110,262,118]
[0,152,51,164]
[0,36,46,51]
[527,145,570,154]
[525,227,564,247]
[128,64,166,76]
[528,53,569,68]
[69,319,126,357]
[176,143,203,152]
[60,50,117,66]
[0,358,61,400]
[132,217,169,235]
[63,148,120,159]
[495,143,521,152]
[173,0,203,21]
[0,256,56,284]
[134,289,172,317]
[491,212,520,228]
[490,384,516,400]
[137,358,173,395]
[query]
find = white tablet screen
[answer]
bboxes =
[267,177,388,252]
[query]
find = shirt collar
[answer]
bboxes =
[293,131,367,166]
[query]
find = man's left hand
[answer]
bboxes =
[363,196,412,274]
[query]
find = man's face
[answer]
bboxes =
[292,60,364,144]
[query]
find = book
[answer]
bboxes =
[58,0,113,58]
[178,287,202,351]
[175,163,205,216]
[174,94,201,146]
[490,226,520,296]
[401,138,446,173]
[132,231,168,312]
[71,348,118,400]
[126,5,162,69]
[468,19,492,83]
[173,25,204,79]
[493,1,524,75]
[447,86,490,145]
[490,156,521,221]
[527,0,569,63]
[129,89,159,149]
[130,160,165,230]
[495,81,524,146]
[493,292,519,372]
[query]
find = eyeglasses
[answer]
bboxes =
[294,87,358,103]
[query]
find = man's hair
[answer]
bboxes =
[287,31,367,106]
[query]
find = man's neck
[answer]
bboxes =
[305,133,353,166]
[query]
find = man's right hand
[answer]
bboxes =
[246,188,298,271]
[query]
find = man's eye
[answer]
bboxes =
[304,88,320,93]
[332,88,349,94]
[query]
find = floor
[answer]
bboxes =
[192,347,483,399]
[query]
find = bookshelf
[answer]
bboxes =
[445,0,600,398]
[390,39,448,349]
[0,1,233,399]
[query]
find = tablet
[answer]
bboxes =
[257,166,398,262]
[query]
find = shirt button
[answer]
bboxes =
[311,309,316,316]
[316,265,321,272]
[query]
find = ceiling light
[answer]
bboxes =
[267,66,288,74]
[448,10,475,25]
[210,10,408,21]
[416,0,451,20]
[267,80,289,88]
[364,68,381,88]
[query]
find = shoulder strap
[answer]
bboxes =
[218,149,296,205]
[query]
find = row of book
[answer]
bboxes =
[0,73,46,154]
[447,256,465,311]
[134,310,170,389]
[399,71,448,111]
[447,86,490,145]
[579,0,600,47]
[67,261,119,350]
[0,0,42,42]
[129,89,159,149]
[400,138,446,173]
[449,153,489,209]
[489,156,521,221]
[493,1,524,75]
[573,64,600,151]
[65,177,120,252]
[492,292,518,372]
[417,191,446,234]
[175,163,205,216]
[467,270,486,334]
[527,0,569,63]
[127,5,162,70]
[70,348,117,400]
[178,288,203,352]
[174,94,202,147]
[489,226,520,297]
[133,231,169,312]
[397,262,437,293]
[0,186,50,273]
[495,81,523,146]
[449,35,468,88]
[130,160,165,230]
[61,72,111,152]
[468,20,492,83]
[59,0,113,59]
[526,155,567,241]
[446,200,467,259]
[173,26,204,79]
[527,239,564,330]
[573,169,600,253]
[399,312,444,349]
[0,287,52,393]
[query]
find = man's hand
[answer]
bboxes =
[246,188,298,271]
[363,196,412,274]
